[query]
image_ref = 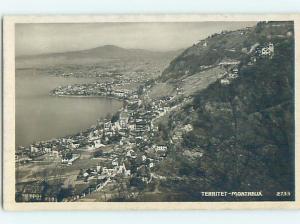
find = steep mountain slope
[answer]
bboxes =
[161,21,292,81]
[152,21,294,201]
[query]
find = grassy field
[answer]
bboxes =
[148,82,175,99]
[182,66,225,96]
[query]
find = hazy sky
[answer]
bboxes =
[16,22,257,56]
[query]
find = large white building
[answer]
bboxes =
[261,43,274,57]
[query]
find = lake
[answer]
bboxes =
[16,69,122,147]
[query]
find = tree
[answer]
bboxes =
[105,113,112,121]
[130,177,146,191]
[111,112,120,123]
[94,150,103,158]
[63,151,73,160]
[158,123,169,141]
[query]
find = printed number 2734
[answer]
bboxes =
[276,192,291,197]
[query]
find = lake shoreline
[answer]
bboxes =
[16,71,123,147]
[49,94,124,102]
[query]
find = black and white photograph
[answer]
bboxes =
[2,15,299,210]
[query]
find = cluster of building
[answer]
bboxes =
[16,78,194,201]
[50,80,139,100]
[218,58,240,86]
[16,134,84,165]
[247,42,275,64]
[219,40,277,86]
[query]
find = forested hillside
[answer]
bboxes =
[149,21,295,201]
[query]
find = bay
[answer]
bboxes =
[15,69,122,147]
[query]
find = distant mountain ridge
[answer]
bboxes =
[16,45,183,69]
[16,45,183,60]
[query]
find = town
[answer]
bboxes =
[16,37,274,201]
[15,23,285,202]
[15,73,193,202]
[50,79,139,100]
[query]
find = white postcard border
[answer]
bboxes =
[3,14,300,210]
